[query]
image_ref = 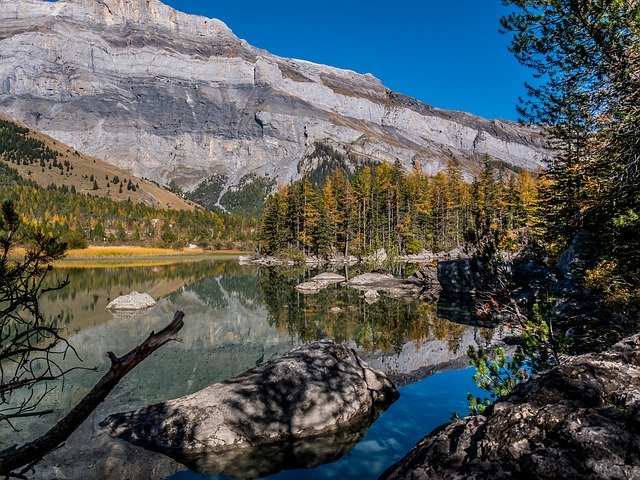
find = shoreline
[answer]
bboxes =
[11,245,246,268]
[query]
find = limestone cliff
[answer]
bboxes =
[0,0,551,200]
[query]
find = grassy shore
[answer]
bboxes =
[11,245,246,268]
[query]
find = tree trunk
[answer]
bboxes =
[0,311,185,477]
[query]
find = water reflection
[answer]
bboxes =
[177,425,369,479]
[5,260,501,480]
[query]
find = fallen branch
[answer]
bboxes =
[0,310,185,477]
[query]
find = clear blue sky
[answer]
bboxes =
[163,0,530,121]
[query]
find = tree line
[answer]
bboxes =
[0,119,58,167]
[0,163,256,250]
[259,159,540,258]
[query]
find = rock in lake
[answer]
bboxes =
[106,291,156,310]
[379,333,640,480]
[294,281,326,294]
[348,272,396,286]
[437,258,484,293]
[101,341,398,475]
[347,273,422,299]
[364,289,381,304]
[310,272,346,283]
[295,272,346,294]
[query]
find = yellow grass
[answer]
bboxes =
[9,246,246,268]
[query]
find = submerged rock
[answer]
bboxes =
[310,272,346,283]
[347,273,422,299]
[348,272,396,286]
[379,333,640,480]
[164,422,368,478]
[294,281,326,294]
[106,291,156,310]
[294,272,346,294]
[101,341,398,473]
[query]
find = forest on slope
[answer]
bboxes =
[0,118,256,249]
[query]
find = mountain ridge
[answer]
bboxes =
[0,0,551,203]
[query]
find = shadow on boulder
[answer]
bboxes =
[101,341,398,478]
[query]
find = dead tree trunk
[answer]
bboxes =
[0,310,185,478]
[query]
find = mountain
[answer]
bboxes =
[0,0,551,205]
[0,114,195,210]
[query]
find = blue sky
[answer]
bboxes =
[163,1,530,121]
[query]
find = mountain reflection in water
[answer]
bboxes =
[9,259,497,480]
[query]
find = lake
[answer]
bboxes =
[3,258,497,479]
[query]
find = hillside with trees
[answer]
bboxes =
[0,116,195,211]
[0,162,255,249]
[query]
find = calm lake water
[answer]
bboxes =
[3,258,495,479]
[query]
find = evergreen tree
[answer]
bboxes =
[502,0,640,312]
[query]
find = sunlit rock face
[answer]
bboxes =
[0,0,550,196]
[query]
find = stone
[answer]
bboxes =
[379,333,640,480]
[106,291,156,310]
[294,273,345,294]
[294,281,324,294]
[512,262,557,291]
[437,259,483,293]
[101,340,398,470]
[242,256,296,267]
[348,273,396,286]
[364,289,380,304]
[347,272,423,299]
[410,265,442,301]
[237,255,252,265]
[0,0,552,202]
[310,272,346,283]
[371,248,388,264]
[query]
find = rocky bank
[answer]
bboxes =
[379,333,640,480]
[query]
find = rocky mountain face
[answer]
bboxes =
[0,0,551,203]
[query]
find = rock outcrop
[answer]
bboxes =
[410,265,441,301]
[379,333,640,480]
[0,0,551,200]
[106,291,156,310]
[101,341,398,475]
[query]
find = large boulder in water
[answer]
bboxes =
[106,291,156,310]
[379,333,640,480]
[101,341,398,474]
[346,273,422,298]
[437,259,484,293]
